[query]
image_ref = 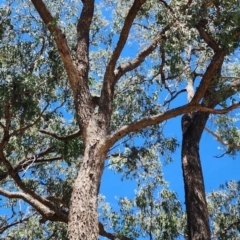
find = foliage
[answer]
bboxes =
[0,0,240,239]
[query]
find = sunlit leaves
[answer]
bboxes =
[0,0,240,238]
[208,181,240,239]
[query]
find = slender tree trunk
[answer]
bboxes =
[68,118,107,240]
[181,112,211,240]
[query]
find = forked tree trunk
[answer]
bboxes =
[181,112,211,240]
[68,119,107,240]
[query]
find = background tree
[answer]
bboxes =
[0,0,240,239]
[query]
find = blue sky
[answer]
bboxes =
[1,0,240,239]
[101,113,240,203]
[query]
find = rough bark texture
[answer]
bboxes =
[181,112,211,240]
[68,118,107,240]
[28,1,240,239]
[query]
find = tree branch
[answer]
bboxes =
[39,129,82,141]
[99,0,147,115]
[196,22,220,52]
[76,0,94,86]
[0,188,67,223]
[0,156,62,182]
[106,0,147,76]
[31,0,79,93]
[114,37,158,82]
[98,222,131,240]
[113,24,170,88]
[10,103,49,137]
[0,152,67,221]
[0,216,31,234]
[190,49,226,105]
[159,0,174,13]
[103,103,240,151]
[205,126,240,150]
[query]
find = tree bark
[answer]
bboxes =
[68,118,107,240]
[181,112,211,240]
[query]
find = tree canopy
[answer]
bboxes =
[0,0,240,239]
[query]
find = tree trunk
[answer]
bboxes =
[181,112,211,240]
[68,119,106,240]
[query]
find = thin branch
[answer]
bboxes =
[205,126,240,150]
[0,156,62,182]
[10,103,49,137]
[212,220,240,239]
[0,147,55,181]
[16,156,62,172]
[4,102,11,132]
[39,129,82,141]
[163,89,186,106]
[222,220,240,235]
[114,25,170,83]
[45,196,68,208]
[0,216,31,234]
[100,0,147,112]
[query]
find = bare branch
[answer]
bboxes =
[16,156,62,172]
[31,0,79,93]
[39,129,82,141]
[163,89,186,106]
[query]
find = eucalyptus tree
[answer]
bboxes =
[0,0,240,239]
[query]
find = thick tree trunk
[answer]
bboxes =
[68,119,106,240]
[181,112,211,240]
